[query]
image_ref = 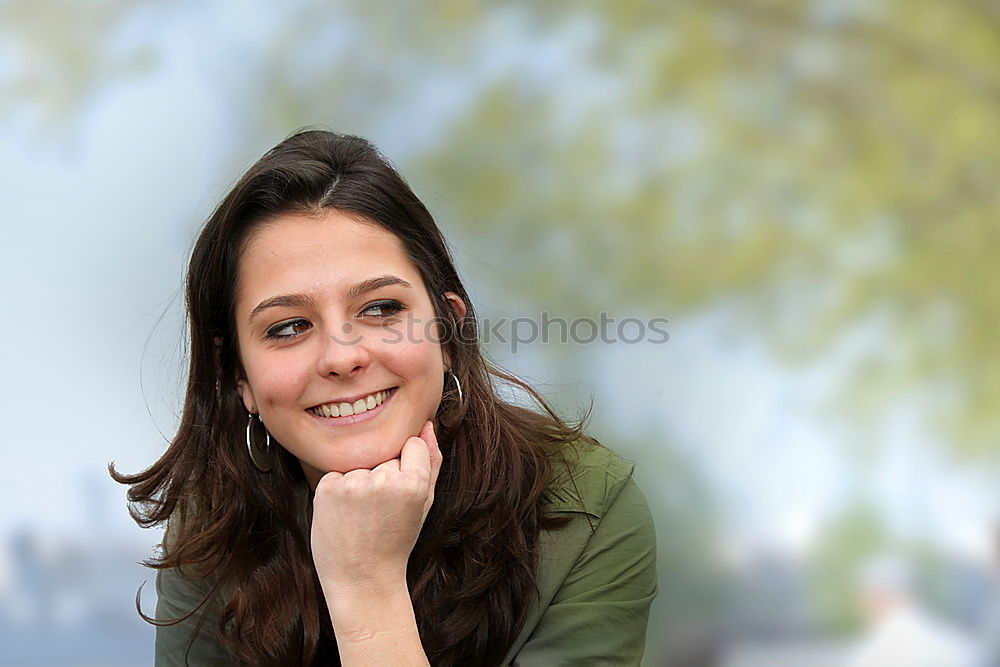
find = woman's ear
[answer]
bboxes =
[237,378,257,414]
[444,292,467,321]
[442,293,467,369]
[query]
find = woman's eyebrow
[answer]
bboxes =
[247,277,413,325]
[248,293,313,325]
[347,275,413,299]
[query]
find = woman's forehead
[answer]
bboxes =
[235,210,426,305]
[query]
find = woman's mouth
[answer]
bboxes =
[306,388,396,419]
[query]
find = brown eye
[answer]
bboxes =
[361,300,405,318]
[266,319,312,339]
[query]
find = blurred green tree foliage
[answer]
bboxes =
[6,0,996,452]
[808,500,888,632]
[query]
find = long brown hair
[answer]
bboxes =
[111,130,589,665]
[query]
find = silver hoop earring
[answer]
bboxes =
[246,413,275,472]
[447,369,464,407]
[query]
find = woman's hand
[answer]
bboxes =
[310,420,442,593]
[310,421,440,665]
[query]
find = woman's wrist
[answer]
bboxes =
[320,565,408,613]
[323,574,429,666]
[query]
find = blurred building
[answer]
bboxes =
[0,529,154,665]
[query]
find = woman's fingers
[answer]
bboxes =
[398,427,431,479]
[418,419,434,445]
[313,469,345,496]
[400,423,440,510]
[423,422,442,520]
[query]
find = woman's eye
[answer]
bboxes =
[361,300,404,318]
[266,319,312,339]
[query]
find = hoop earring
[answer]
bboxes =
[447,369,464,407]
[246,413,275,472]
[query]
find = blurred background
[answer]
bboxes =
[2,1,999,664]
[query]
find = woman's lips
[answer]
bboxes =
[306,387,396,425]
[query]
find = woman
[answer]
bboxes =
[113,130,656,666]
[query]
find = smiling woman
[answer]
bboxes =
[235,212,459,485]
[110,130,656,666]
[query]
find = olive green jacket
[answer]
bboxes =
[154,442,657,666]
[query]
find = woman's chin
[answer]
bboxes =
[293,424,424,480]
[317,448,406,475]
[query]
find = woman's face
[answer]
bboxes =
[233,209,463,487]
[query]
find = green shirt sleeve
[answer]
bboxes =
[504,447,658,666]
[154,558,234,665]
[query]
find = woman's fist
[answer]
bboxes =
[310,421,442,592]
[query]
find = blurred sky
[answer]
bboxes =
[2,0,999,663]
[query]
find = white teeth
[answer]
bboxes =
[314,389,391,417]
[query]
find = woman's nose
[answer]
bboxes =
[316,322,371,376]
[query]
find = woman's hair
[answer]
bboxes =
[111,130,589,665]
